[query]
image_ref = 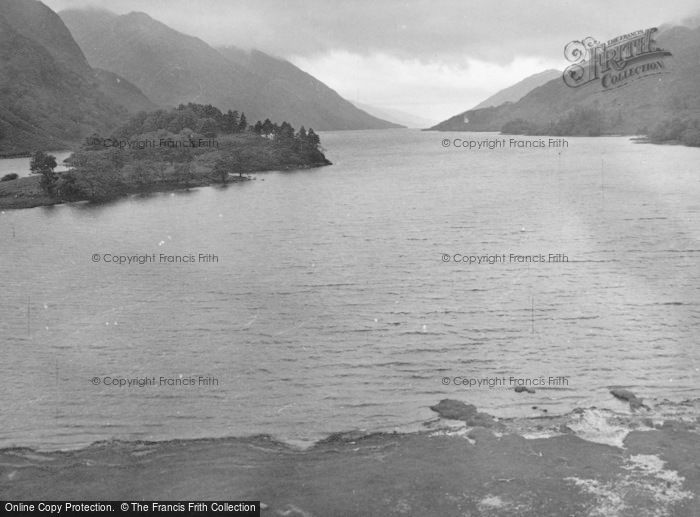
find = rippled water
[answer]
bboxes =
[0,129,699,450]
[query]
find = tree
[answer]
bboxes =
[295,126,307,152]
[197,117,219,138]
[212,158,229,184]
[306,128,320,149]
[125,161,156,186]
[61,151,123,201]
[30,151,58,195]
[174,162,196,188]
[223,110,239,133]
[238,112,247,132]
[212,151,243,183]
[501,119,539,135]
[261,118,274,137]
[681,127,700,147]
[278,121,295,146]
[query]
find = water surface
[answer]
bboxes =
[1,129,698,450]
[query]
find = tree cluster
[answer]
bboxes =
[115,103,248,139]
[648,117,700,146]
[502,107,606,137]
[251,119,321,151]
[34,103,329,202]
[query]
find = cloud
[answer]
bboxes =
[43,0,700,121]
[46,0,700,64]
[291,51,563,122]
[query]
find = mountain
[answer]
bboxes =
[94,68,157,114]
[472,69,561,110]
[0,0,131,154]
[218,48,403,130]
[353,102,432,128]
[60,9,399,131]
[430,26,700,134]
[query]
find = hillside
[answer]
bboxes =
[0,0,130,154]
[430,26,700,135]
[94,69,157,114]
[218,48,402,130]
[60,9,398,131]
[472,69,561,110]
[353,101,432,128]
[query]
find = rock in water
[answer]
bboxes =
[515,386,535,394]
[430,399,497,428]
[610,389,649,410]
[430,399,478,420]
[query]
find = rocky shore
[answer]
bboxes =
[1,394,698,516]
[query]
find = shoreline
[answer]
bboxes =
[1,398,698,515]
[424,130,700,148]
[0,161,331,210]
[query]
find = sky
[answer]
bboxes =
[44,0,700,124]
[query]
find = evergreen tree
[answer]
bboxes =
[295,126,308,151]
[261,118,274,137]
[307,128,321,149]
[238,113,247,132]
[223,110,239,133]
[278,121,295,146]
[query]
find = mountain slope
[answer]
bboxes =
[0,0,128,154]
[472,69,561,110]
[94,68,157,114]
[353,101,433,128]
[60,9,398,131]
[431,26,700,134]
[218,48,402,130]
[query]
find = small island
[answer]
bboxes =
[0,103,331,210]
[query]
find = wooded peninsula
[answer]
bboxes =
[0,103,331,210]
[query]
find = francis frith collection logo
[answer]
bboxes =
[563,28,671,90]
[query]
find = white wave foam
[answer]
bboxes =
[565,453,693,516]
[566,408,631,448]
[428,426,476,445]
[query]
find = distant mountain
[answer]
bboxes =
[353,102,432,128]
[218,48,402,130]
[430,26,700,134]
[0,0,129,154]
[60,9,399,131]
[472,69,561,110]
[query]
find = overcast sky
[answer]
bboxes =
[45,0,699,123]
